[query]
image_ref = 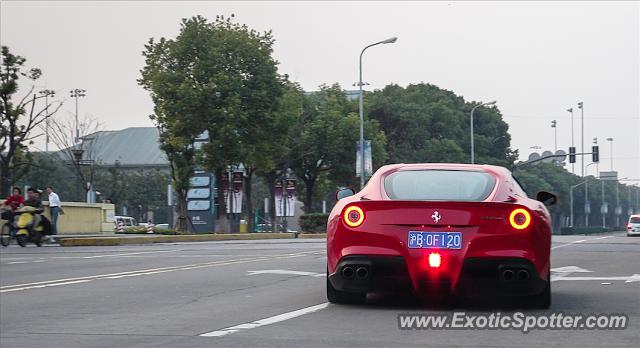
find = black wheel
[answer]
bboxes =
[326,272,366,304]
[16,234,28,247]
[528,280,551,309]
[0,224,11,246]
[33,233,43,247]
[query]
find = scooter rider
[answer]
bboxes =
[1,187,25,224]
[24,188,43,212]
[23,188,46,235]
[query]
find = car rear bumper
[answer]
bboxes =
[328,255,547,296]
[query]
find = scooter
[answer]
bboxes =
[14,206,47,247]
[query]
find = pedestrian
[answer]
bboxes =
[46,186,62,242]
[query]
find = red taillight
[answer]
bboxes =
[509,208,531,230]
[628,224,633,230]
[343,206,364,227]
[428,253,441,268]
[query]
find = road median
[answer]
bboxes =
[58,233,326,246]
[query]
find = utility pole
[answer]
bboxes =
[551,119,557,152]
[357,36,397,189]
[39,89,56,152]
[578,102,584,177]
[606,137,614,171]
[70,89,86,144]
[567,108,575,173]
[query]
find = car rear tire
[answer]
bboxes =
[326,272,366,305]
[528,279,551,309]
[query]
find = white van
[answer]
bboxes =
[114,216,137,229]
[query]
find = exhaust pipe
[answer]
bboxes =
[502,269,515,281]
[517,269,530,281]
[356,267,369,279]
[342,266,355,279]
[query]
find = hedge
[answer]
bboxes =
[558,226,613,235]
[300,213,329,233]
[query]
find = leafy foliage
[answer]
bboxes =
[0,46,62,196]
[139,15,283,231]
[299,213,329,233]
[290,84,387,211]
[367,83,516,166]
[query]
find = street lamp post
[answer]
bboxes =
[551,119,557,152]
[567,108,575,173]
[38,89,56,152]
[606,137,614,171]
[470,100,496,164]
[358,36,397,189]
[570,178,593,228]
[70,89,86,144]
[578,102,584,177]
[601,177,606,228]
[584,162,597,227]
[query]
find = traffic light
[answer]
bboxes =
[592,145,599,163]
[551,120,556,128]
[569,147,576,163]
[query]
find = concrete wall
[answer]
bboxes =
[1,202,116,235]
[42,202,116,234]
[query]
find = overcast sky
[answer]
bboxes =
[2,1,639,182]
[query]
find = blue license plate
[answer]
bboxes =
[408,231,462,249]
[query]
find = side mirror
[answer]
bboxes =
[336,188,355,201]
[536,191,557,206]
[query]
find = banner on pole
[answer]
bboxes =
[355,140,372,178]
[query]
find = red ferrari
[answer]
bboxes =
[326,163,556,308]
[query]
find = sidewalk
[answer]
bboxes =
[56,232,326,247]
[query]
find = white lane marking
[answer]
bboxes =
[76,250,179,259]
[551,266,592,274]
[0,250,323,293]
[200,303,329,337]
[0,280,93,293]
[551,234,614,250]
[7,261,28,264]
[248,270,324,277]
[552,239,586,250]
[553,274,640,283]
[550,266,593,282]
[591,236,614,240]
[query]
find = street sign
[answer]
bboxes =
[554,149,566,161]
[599,171,618,181]
[541,150,554,163]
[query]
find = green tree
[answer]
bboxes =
[139,15,282,231]
[291,84,386,212]
[253,80,304,231]
[0,46,62,196]
[367,83,515,166]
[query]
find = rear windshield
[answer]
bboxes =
[384,170,496,201]
[630,216,640,223]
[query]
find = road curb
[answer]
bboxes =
[58,233,326,246]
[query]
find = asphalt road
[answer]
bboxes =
[1,233,638,348]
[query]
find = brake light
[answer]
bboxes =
[509,208,531,230]
[428,253,441,268]
[628,224,632,230]
[343,206,365,227]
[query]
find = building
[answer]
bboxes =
[77,127,168,169]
